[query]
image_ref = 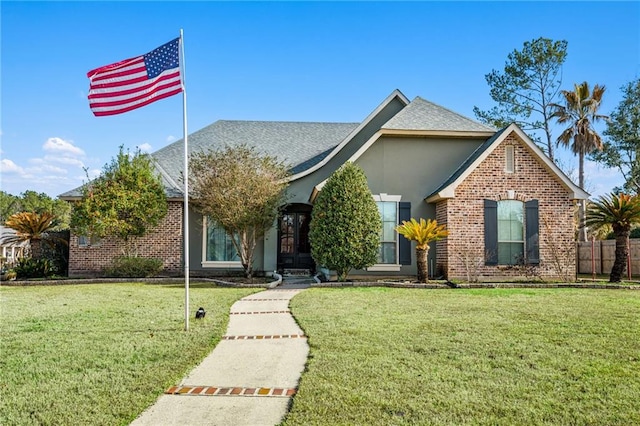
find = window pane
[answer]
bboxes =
[382,222,396,241]
[297,214,311,254]
[378,242,397,264]
[498,201,524,242]
[382,202,396,222]
[498,242,524,265]
[206,220,239,261]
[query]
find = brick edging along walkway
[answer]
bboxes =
[165,385,296,398]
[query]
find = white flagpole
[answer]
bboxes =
[179,29,190,331]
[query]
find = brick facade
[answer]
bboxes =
[68,201,183,277]
[435,131,577,281]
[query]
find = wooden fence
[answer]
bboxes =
[577,238,640,277]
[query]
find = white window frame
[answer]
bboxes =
[201,217,243,269]
[368,194,402,272]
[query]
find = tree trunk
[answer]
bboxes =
[578,153,587,242]
[30,239,43,260]
[610,231,630,283]
[416,247,429,283]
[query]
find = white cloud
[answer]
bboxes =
[42,155,85,168]
[1,159,24,174]
[43,137,85,156]
[138,143,152,152]
[166,135,177,143]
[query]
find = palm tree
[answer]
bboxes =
[396,218,448,283]
[3,212,59,260]
[551,81,608,241]
[585,193,640,282]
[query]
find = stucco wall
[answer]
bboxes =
[435,132,577,281]
[355,135,484,277]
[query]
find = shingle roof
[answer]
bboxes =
[59,120,359,199]
[153,120,359,190]
[382,96,495,132]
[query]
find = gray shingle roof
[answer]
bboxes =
[382,97,496,132]
[60,120,358,199]
[152,120,359,191]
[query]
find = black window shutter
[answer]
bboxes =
[525,199,540,264]
[484,199,498,265]
[398,202,411,265]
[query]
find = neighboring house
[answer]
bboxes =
[60,89,588,280]
[0,226,29,266]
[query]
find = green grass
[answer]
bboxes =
[284,288,640,425]
[0,283,258,426]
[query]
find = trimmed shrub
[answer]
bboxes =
[103,256,163,278]
[15,258,54,279]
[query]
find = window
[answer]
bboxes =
[377,201,398,264]
[78,235,101,247]
[204,218,240,263]
[505,145,515,173]
[484,199,539,266]
[497,200,524,264]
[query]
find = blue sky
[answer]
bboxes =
[1,1,638,198]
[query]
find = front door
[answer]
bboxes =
[277,208,314,272]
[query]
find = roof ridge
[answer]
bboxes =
[413,96,495,131]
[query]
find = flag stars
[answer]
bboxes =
[144,38,180,79]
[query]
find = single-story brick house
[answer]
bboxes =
[60,89,588,280]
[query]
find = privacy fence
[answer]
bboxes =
[577,239,640,278]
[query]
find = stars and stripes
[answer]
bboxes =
[87,38,182,116]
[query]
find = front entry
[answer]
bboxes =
[277,205,314,273]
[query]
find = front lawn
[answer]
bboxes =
[0,283,257,425]
[284,288,640,425]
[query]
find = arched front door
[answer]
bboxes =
[277,204,314,272]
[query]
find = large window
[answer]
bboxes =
[205,219,239,263]
[377,201,397,264]
[497,200,524,265]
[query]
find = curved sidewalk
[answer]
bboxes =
[131,284,309,426]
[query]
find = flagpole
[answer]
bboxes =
[180,29,190,331]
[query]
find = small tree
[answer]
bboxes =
[396,218,448,283]
[189,144,289,279]
[3,211,60,260]
[586,193,640,282]
[70,146,167,255]
[309,162,381,281]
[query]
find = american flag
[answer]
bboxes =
[87,38,182,116]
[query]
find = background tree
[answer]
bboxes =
[189,144,289,279]
[586,193,640,282]
[473,37,568,161]
[551,81,608,241]
[0,192,20,222]
[0,190,71,229]
[396,218,448,283]
[70,146,167,255]
[590,78,640,194]
[309,162,381,281]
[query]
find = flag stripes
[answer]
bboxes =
[87,38,182,116]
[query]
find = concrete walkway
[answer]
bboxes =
[131,279,311,426]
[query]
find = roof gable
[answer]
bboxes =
[425,123,590,202]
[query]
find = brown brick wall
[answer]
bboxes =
[68,201,183,277]
[436,132,577,281]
